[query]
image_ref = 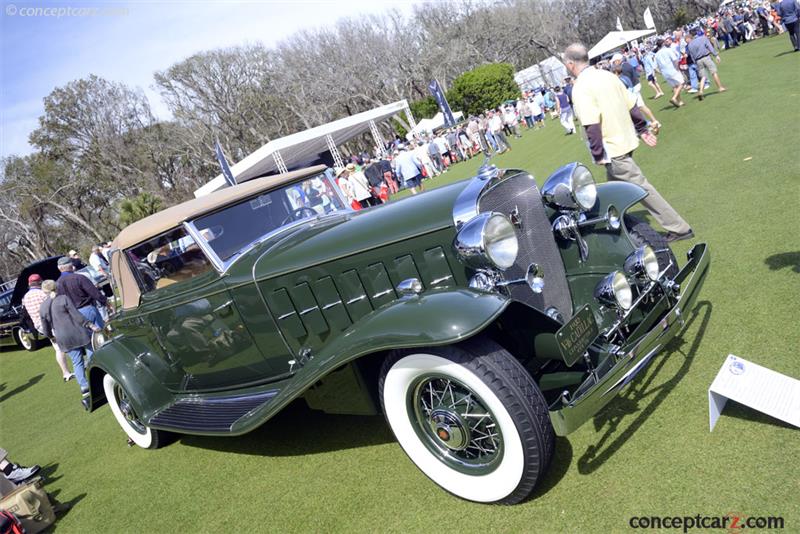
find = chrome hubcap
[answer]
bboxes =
[19,332,31,349]
[114,384,146,434]
[119,399,135,422]
[429,409,469,450]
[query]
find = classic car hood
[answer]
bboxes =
[8,256,63,307]
[247,180,467,280]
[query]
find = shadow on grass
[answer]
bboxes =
[576,300,713,475]
[719,399,796,430]
[774,50,798,57]
[0,374,44,403]
[178,400,394,456]
[31,463,88,531]
[764,251,800,273]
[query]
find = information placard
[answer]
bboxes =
[708,354,800,431]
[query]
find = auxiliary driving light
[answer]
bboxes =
[594,271,633,310]
[624,246,660,282]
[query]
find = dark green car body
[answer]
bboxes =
[87,164,709,440]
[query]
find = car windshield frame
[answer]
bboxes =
[187,171,351,273]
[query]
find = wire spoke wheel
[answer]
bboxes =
[103,374,164,449]
[379,337,555,504]
[114,383,147,435]
[410,375,503,474]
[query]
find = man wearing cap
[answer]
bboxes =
[21,274,48,338]
[56,256,108,329]
[686,29,726,100]
[563,43,694,243]
[68,249,86,270]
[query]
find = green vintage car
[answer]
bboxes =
[87,161,709,504]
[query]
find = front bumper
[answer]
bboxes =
[549,243,710,436]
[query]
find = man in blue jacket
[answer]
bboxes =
[777,0,800,51]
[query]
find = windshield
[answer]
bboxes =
[193,173,347,262]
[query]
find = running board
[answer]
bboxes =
[149,390,278,433]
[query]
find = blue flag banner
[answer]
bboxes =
[428,80,456,128]
[214,140,237,186]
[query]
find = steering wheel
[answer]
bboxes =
[281,207,318,225]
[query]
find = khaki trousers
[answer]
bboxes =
[605,155,691,234]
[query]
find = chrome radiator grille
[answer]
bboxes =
[478,173,574,319]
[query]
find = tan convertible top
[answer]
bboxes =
[112,165,327,250]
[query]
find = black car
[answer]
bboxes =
[0,256,62,351]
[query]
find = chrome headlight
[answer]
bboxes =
[454,212,519,270]
[542,162,597,212]
[624,246,660,282]
[594,271,633,310]
[91,329,107,351]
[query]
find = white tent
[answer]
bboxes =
[588,29,657,59]
[406,111,465,139]
[195,100,414,197]
[515,56,568,89]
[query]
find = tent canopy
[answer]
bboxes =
[407,111,464,139]
[515,56,568,89]
[195,100,410,197]
[588,29,657,59]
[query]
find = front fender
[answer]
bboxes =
[230,288,509,433]
[86,339,174,421]
[593,180,647,217]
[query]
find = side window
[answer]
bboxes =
[125,227,212,294]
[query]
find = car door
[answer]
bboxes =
[125,227,276,392]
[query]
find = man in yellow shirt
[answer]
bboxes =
[563,43,693,242]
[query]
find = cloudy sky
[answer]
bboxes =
[0,0,419,157]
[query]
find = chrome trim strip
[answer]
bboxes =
[299,306,319,316]
[322,301,343,310]
[346,295,366,304]
[277,311,297,320]
[372,289,393,298]
[189,173,351,274]
[183,221,224,273]
[451,167,531,228]
[430,275,453,284]
[602,346,660,396]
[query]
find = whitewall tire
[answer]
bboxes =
[379,337,554,504]
[103,374,163,449]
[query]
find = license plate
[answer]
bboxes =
[555,305,599,366]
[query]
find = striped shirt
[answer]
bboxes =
[22,288,49,331]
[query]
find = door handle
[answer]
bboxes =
[134,352,150,370]
[213,300,234,316]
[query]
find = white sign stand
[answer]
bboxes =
[708,354,800,431]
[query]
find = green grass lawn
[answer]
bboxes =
[1,36,798,533]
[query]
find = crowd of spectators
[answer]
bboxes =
[20,244,113,409]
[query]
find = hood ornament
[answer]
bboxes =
[476,154,499,182]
